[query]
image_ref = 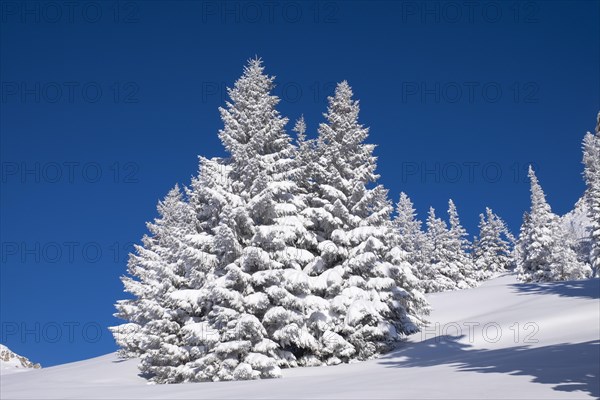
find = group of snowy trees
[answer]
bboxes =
[515,113,600,282]
[112,59,439,383]
[111,59,596,384]
[392,195,513,293]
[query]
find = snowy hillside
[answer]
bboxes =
[2,274,598,399]
[0,344,41,375]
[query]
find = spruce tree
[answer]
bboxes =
[111,185,194,382]
[393,192,426,266]
[447,200,477,284]
[473,208,513,279]
[200,58,318,380]
[422,205,476,292]
[166,157,238,382]
[516,167,591,282]
[582,112,600,277]
[300,81,427,363]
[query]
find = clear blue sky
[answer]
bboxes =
[1,1,599,367]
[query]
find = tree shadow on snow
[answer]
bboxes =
[510,279,600,300]
[380,336,599,398]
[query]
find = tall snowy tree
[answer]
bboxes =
[188,58,320,381]
[516,167,591,282]
[582,112,600,277]
[473,208,513,279]
[298,81,428,363]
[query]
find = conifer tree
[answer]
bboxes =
[165,157,239,382]
[582,112,600,277]
[393,192,426,266]
[421,205,476,292]
[473,208,513,279]
[447,200,477,283]
[299,81,428,363]
[111,185,194,382]
[199,59,318,380]
[516,167,591,282]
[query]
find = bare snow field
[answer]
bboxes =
[2,274,598,399]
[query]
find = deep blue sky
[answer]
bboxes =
[1,1,599,367]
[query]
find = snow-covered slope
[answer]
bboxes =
[0,344,41,375]
[2,274,598,399]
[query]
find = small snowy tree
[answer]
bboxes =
[421,206,476,292]
[473,208,513,280]
[111,185,194,382]
[393,192,426,266]
[516,167,591,282]
[290,115,317,189]
[447,200,477,283]
[582,112,600,277]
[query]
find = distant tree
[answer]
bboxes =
[421,205,476,292]
[447,200,477,282]
[393,192,427,268]
[473,208,513,279]
[516,167,591,282]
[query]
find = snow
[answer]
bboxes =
[3,273,598,399]
[180,322,220,346]
[311,268,344,292]
[345,300,381,326]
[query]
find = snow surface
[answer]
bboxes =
[2,274,598,399]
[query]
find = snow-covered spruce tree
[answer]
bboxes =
[111,185,195,381]
[392,192,427,268]
[421,206,476,292]
[291,115,317,191]
[157,156,242,383]
[582,112,600,277]
[421,207,456,292]
[391,192,431,288]
[473,208,513,280]
[298,81,428,363]
[447,200,478,283]
[516,167,591,282]
[182,157,233,289]
[181,58,322,381]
